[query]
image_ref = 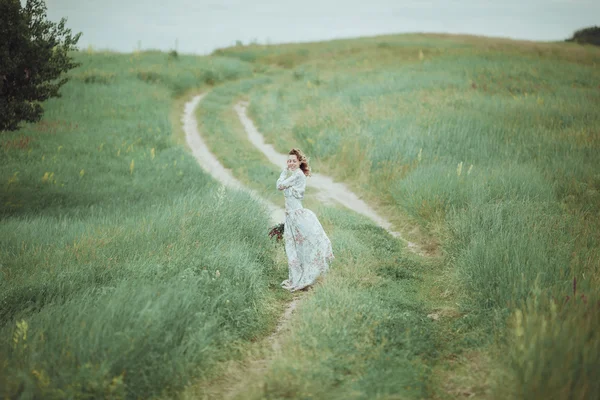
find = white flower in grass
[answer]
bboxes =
[215,184,226,208]
[456,161,463,176]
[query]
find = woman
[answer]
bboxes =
[276,148,334,292]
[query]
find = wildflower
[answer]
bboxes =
[32,370,50,388]
[215,270,220,278]
[13,320,28,348]
[514,309,524,338]
[7,172,19,186]
[41,172,54,183]
[268,223,285,242]
[215,185,226,208]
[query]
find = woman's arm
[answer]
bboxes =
[276,169,300,191]
[276,169,287,190]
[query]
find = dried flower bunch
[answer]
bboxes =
[268,223,285,241]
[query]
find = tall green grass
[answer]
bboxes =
[0,51,289,398]
[177,66,448,398]
[194,77,283,206]
[253,215,435,399]
[496,289,600,400]
[194,74,326,211]
[191,207,442,400]
[1,191,281,398]
[4,33,598,399]
[218,34,600,398]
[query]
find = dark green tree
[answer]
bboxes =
[565,26,600,46]
[0,0,81,131]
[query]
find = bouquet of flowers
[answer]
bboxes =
[268,223,285,242]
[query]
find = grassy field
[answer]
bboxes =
[214,34,600,399]
[0,51,291,398]
[225,209,439,399]
[181,204,445,399]
[2,33,599,399]
[178,76,449,398]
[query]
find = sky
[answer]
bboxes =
[44,0,600,55]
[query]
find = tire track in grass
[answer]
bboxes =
[182,93,298,359]
[234,100,423,255]
[183,94,285,224]
[182,93,430,399]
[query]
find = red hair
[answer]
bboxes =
[289,148,311,176]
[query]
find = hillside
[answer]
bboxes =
[211,33,600,399]
[1,34,599,399]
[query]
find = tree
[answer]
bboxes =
[0,0,81,131]
[565,26,600,47]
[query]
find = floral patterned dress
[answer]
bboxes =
[276,168,334,291]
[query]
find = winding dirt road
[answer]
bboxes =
[183,93,419,248]
[182,94,285,224]
[181,92,421,398]
[234,101,419,253]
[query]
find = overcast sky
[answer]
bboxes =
[45,0,600,55]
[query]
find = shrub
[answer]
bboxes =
[565,26,600,46]
[0,0,81,131]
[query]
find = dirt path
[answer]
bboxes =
[183,93,302,399]
[183,94,285,224]
[183,93,295,343]
[234,101,421,253]
[182,93,423,398]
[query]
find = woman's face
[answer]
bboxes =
[287,154,299,171]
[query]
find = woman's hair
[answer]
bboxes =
[289,148,311,176]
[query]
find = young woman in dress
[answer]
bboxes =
[276,148,334,292]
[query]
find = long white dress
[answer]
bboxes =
[276,168,334,291]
